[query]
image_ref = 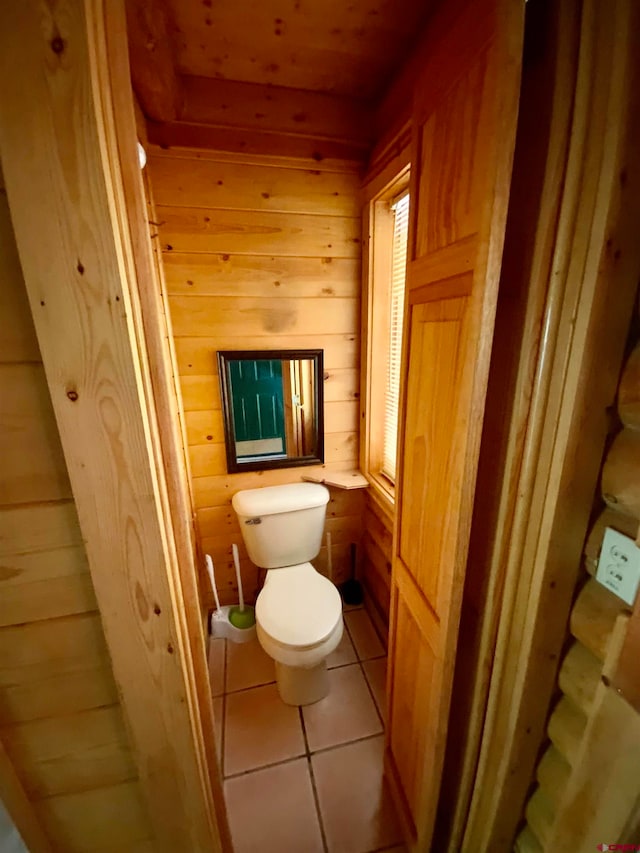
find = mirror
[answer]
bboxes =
[217,349,324,473]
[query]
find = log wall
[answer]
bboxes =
[0,169,154,851]
[147,146,365,605]
[516,324,640,852]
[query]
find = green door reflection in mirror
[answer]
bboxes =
[229,359,286,459]
[217,350,324,473]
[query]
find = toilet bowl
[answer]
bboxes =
[231,482,343,706]
[256,562,343,705]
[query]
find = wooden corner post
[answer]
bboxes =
[0,2,226,850]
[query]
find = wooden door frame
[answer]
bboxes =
[0,1,229,850]
[433,0,581,845]
[442,0,640,848]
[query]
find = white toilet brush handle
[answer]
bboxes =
[232,543,245,612]
[205,554,222,613]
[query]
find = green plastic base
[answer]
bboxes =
[228,606,256,629]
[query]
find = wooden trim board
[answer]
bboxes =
[462,0,640,846]
[0,1,224,850]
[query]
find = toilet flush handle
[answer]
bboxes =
[245,517,262,525]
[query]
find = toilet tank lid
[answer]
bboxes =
[232,483,329,517]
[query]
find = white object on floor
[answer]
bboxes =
[206,551,256,643]
[210,605,256,644]
[232,483,343,705]
[205,553,222,615]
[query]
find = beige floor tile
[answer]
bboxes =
[363,656,387,723]
[345,609,386,660]
[302,664,382,752]
[212,696,223,763]
[327,625,357,669]
[311,735,403,853]
[224,683,305,776]
[226,636,275,693]
[225,758,324,853]
[208,638,226,698]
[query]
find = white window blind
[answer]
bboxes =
[381,192,410,482]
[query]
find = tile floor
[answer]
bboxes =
[208,607,406,853]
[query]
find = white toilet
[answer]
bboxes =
[231,482,343,706]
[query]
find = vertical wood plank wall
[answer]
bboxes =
[516,315,640,852]
[146,147,364,604]
[0,171,154,850]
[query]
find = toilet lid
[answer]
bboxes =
[256,563,342,648]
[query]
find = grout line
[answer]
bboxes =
[220,639,228,779]
[223,750,308,781]
[308,756,329,853]
[344,610,387,728]
[344,608,387,660]
[300,708,329,853]
[327,659,361,672]
[365,602,388,648]
[299,705,311,757]
[220,656,385,695]
[342,612,358,657]
[222,730,385,782]
[308,731,384,759]
[224,677,277,696]
[360,658,385,729]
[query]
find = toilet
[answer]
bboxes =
[231,482,343,706]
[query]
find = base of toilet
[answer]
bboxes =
[275,659,328,706]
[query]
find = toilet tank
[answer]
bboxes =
[231,483,330,568]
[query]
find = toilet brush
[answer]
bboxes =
[228,544,256,630]
[205,554,226,634]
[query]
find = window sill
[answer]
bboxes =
[366,472,396,518]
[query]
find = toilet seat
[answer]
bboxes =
[257,618,343,672]
[256,562,342,649]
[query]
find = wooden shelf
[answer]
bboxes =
[301,470,369,490]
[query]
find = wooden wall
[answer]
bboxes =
[516,321,640,852]
[147,146,365,605]
[0,169,154,851]
[360,491,394,632]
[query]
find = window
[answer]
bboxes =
[362,168,410,504]
[382,192,409,482]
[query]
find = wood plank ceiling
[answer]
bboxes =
[127,0,436,158]
[168,0,432,99]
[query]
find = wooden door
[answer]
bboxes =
[386,0,524,847]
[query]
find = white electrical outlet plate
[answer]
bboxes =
[595,527,640,606]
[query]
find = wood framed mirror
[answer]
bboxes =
[217,350,324,473]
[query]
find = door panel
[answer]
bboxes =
[389,594,435,818]
[399,296,468,605]
[385,0,524,847]
[230,359,285,454]
[416,54,492,256]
